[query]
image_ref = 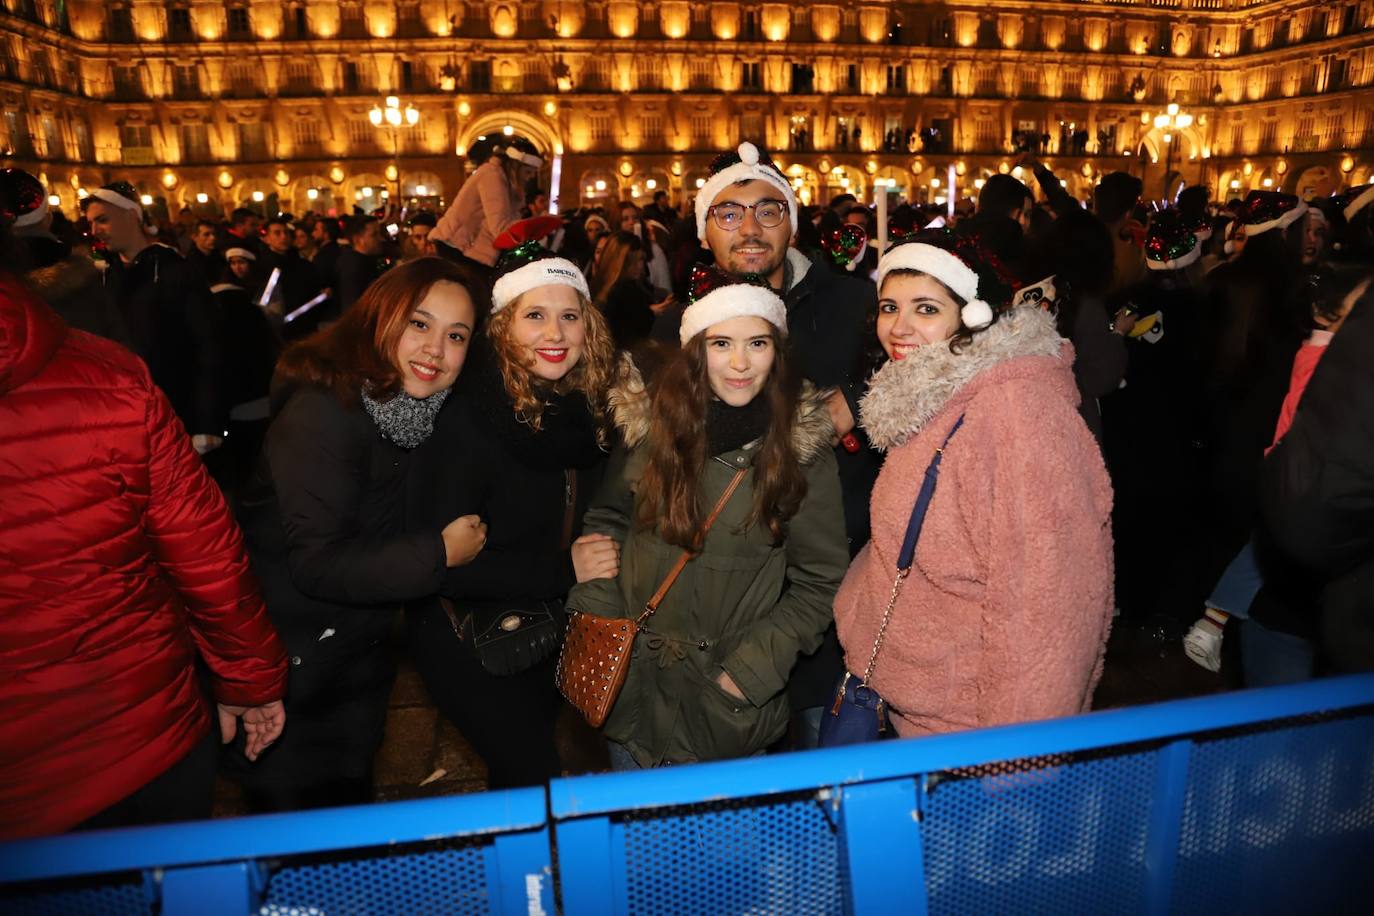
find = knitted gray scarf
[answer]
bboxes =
[361,387,450,448]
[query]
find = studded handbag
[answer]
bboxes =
[558,468,748,728]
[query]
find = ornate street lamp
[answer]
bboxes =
[369,95,420,201]
[1152,102,1193,198]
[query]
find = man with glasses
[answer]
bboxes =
[694,141,879,749]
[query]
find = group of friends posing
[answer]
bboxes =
[2,142,1118,835]
[230,140,1115,806]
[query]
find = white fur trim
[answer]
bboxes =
[13,197,48,228]
[88,187,143,216]
[1344,185,1374,222]
[490,257,590,313]
[876,243,980,303]
[679,283,787,344]
[1246,200,1308,238]
[1146,244,1202,271]
[506,146,544,168]
[225,247,256,261]
[695,143,798,239]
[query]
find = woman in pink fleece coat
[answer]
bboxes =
[832,230,1114,737]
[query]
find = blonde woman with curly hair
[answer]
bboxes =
[408,218,618,788]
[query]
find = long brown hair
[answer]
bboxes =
[588,230,644,303]
[276,257,487,403]
[485,289,617,442]
[637,326,807,550]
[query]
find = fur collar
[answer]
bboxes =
[23,253,100,303]
[784,247,813,292]
[608,354,834,463]
[861,306,1066,451]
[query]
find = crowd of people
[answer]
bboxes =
[2,135,1372,840]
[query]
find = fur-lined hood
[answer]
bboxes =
[22,252,102,305]
[607,354,835,463]
[860,306,1070,451]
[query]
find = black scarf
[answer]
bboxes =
[706,396,771,457]
[462,341,607,471]
[361,386,450,448]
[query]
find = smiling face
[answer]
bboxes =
[394,280,476,398]
[507,284,587,383]
[703,179,792,288]
[703,316,776,407]
[877,272,964,360]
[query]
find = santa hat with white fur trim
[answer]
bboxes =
[694,142,798,240]
[875,228,1020,331]
[1236,189,1307,238]
[490,215,590,313]
[678,263,787,345]
[0,168,48,229]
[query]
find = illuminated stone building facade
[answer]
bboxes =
[2,0,1373,219]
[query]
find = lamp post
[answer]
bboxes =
[369,95,420,204]
[1152,102,1193,200]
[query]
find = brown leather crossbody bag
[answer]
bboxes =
[557,468,748,728]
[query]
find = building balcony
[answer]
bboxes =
[121,146,156,166]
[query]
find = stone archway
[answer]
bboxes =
[455,110,562,160]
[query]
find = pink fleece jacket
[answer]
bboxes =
[835,307,1115,737]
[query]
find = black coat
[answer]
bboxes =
[410,346,607,606]
[1262,293,1374,671]
[335,247,387,314]
[185,247,225,287]
[782,250,882,708]
[236,384,448,697]
[101,243,224,436]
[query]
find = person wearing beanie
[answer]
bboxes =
[431,135,543,276]
[0,168,129,344]
[407,217,617,789]
[82,181,225,453]
[565,265,848,768]
[831,229,1114,739]
[693,140,879,747]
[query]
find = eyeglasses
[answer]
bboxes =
[708,200,788,231]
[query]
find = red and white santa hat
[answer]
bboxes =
[875,229,1020,331]
[490,215,589,313]
[1236,190,1308,238]
[678,263,787,345]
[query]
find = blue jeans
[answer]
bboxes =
[1207,540,1262,619]
[1241,619,1316,687]
[607,741,643,771]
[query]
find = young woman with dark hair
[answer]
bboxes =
[831,230,1113,738]
[565,268,848,768]
[231,256,488,811]
[408,220,619,788]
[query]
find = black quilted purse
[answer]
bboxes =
[443,598,568,676]
[440,469,578,676]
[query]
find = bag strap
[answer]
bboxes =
[637,467,749,626]
[861,416,965,682]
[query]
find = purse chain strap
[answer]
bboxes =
[860,416,965,684]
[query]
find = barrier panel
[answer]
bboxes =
[0,789,553,915]
[2,676,1372,914]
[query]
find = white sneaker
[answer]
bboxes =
[1183,619,1224,673]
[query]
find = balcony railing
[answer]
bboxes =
[121,145,156,165]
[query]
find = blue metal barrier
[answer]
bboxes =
[0,789,553,915]
[3,676,1373,915]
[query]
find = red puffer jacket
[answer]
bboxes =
[0,275,286,839]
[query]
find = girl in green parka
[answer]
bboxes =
[566,267,849,768]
